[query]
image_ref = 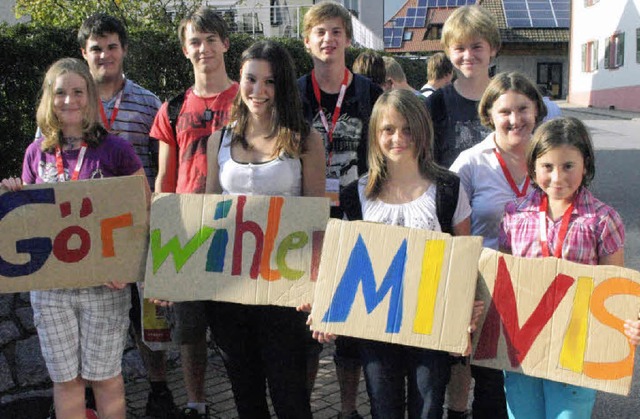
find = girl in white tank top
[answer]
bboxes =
[203,41,325,419]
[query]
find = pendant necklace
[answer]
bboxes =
[194,80,231,124]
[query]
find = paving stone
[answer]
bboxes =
[0,295,13,319]
[15,336,48,387]
[15,307,35,333]
[0,353,15,392]
[0,321,20,347]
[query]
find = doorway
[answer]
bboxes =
[537,63,563,99]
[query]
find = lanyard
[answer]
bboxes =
[98,89,124,131]
[539,194,574,258]
[311,68,349,165]
[55,142,88,182]
[494,149,529,197]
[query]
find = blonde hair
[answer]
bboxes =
[365,89,446,198]
[37,58,103,152]
[441,6,501,53]
[303,1,353,41]
[382,56,407,83]
[478,72,547,130]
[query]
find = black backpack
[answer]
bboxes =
[339,170,461,234]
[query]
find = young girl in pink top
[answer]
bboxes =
[500,116,640,418]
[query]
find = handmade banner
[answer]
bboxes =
[143,193,329,307]
[0,176,148,293]
[310,219,484,354]
[472,248,640,395]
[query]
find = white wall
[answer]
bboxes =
[496,54,570,98]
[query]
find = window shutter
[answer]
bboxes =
[617,32,625,67]
[582,43,587,72]
[594,40,599,70]
[604,37,610,68]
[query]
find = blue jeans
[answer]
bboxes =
[360,340,450,419]
[504,371,596,419]
[207,302,312,419]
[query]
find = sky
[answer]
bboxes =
[385,0,406,21]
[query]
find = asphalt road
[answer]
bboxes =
[562,108,640,419]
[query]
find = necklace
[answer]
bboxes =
[194,80,232,123]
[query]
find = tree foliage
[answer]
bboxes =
[14,0,199,31]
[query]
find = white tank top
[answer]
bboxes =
[218,127,303,196]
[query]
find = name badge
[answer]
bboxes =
[325,178,340,207]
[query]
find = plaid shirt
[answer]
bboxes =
[500,187,624,265]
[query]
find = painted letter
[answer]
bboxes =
[559,276,593,373]
[276,232,308,280]
[232,196,263,279]
[260,197,283,281]
[583,277,640,380]
[150,227,214,274]
[322,235,406,334]
[474,256,575,367]
[0,189,55,277]
[413,239,446,335]
[100,213,133,257]
[53,226,91,263]
[205,200,232,273]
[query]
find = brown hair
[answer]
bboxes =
[365,89,447,198]
[478,72,547,130]
[352,51,386,86]
[526,117,595,188]
[427,52,453,81]
[178,6,229,47]
[230,41,309,158]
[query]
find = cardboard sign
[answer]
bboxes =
[310,219,484,354]
[472,248,640,395]
[0,176,148,293]
[143,193,329,307]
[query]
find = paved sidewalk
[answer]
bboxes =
[125,342,372,418]
[556,101,640,120]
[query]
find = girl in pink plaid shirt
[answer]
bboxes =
[499,116,640,419]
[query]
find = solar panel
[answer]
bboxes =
[503,0,570,28]
[418,0,428,7]
[384,27,404,48]
[394,17,405,27]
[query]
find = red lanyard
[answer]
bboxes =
[98,89,123,131]
[311,68,349,165]
[494,149,529,197]
[539,194,574,258]
[55,143,88,182]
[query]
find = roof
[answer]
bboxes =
[384,0,568,53]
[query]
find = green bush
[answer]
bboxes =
[0,24,426,180]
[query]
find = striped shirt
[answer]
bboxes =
[499,187,624,265]
[101,79,161,190]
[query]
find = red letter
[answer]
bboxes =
[259,197,283,281]
[53,226,91,263]
[232,196,263,279]
[474,256,575,367]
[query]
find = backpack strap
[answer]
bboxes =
[435,170,460,234]
[339,179,363,221]
[420,86,435,94]
[167,91,186,140]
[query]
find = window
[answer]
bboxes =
[270,0,283,25]
[636,28,640,63]
[584,0,600,6]
[403,31,413,41]
[581,41,598,72]
[604,32,625,69]
[424,24,443,41]
[342,0,359,18]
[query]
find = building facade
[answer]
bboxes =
[569,0,640,111]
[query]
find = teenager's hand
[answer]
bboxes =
[1,177,23,191]
[468,300,485,333]
[623,319,640,346]
[305,313,337,343]
[149,298,174,307]
[296,303,312,313]
[105,281,128,290]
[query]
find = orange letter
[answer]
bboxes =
[101,213,133,257]
[260,197,283,280]
[583,277,640,380]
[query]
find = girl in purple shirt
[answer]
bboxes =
[2,58,148,419]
